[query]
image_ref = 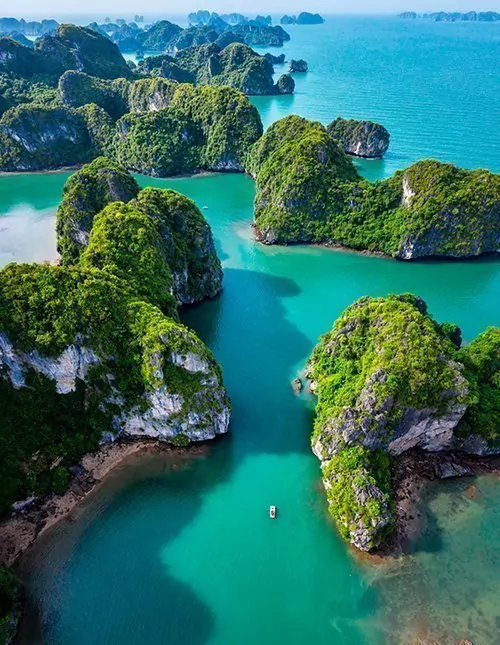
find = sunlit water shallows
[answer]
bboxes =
[0,14,499,645]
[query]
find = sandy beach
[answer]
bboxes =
[0,439,208,566]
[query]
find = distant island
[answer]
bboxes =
[399,10,500,21]
[280,12,325,25]
[0,14,292,54]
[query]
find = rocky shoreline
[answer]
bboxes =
[378,449,500,556]
[0,439,210,567]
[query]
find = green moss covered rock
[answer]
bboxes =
[458,327,500,451]
[322,446,393,551]
[308,293,500,550]
[131,187,223,304]
[2,81,262,175]
[34,24,132,80]
[0,263,229,515]
[308,294,469,461]
[79,202,178,316]
[59,71,180,117]
[0,103,95,171]
[56,158,223,304]
[56,156,140,263]
[138,43,289,97]
[249,116,500,259]
[247,115,360,243]
[0,159,228,516]
[275,73,294,94]
[59,71,130,119]
[140,20,183,51]
[327,117,390,158]
[0,24,131,83]
[114,84,262,174]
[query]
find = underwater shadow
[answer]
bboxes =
[182,267,316,459]
[17,446,243,645]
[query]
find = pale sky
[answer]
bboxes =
[10,0,500,18]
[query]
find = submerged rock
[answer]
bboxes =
[327,117,390,158]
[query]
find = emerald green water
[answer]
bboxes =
[0,15,499,645]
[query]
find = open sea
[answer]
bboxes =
[1,14,499,645]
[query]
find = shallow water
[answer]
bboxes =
[1,14,500,645]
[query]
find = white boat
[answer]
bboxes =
[269,505,276,519]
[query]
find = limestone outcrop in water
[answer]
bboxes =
[0,81,263,175]
[0,159,229,519]
[280,13,325,25]
[327,117,390,158]
[248,115,500,259]
[289,59,308,72]
[137,43,294,96]
[0,24,131,82]
[307,294,500,550]
[56,157,223,304]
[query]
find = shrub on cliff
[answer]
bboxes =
[458,327,500,443]
[79,202,177,315]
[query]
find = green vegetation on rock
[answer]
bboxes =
[2,79,262,175]
[0,158,228,517]
[0,103,96,171]
[249,116,500,259]
[327,117,390,158]
[308,293,500,550]
[0,564,20,644]
[56,156,140,264]
[79,202,177,315]
[322,446,393,551]
[137,42,289,96]
[458,327,500,443]
[0,24,131,83]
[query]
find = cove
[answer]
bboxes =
[3,170,499,644]
[1,15,499,645]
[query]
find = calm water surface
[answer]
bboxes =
[1,15,500,645]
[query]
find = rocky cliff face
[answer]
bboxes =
[395,162,500,259]
[327,117,390,158]
[307,294,499,551]
[0,104,94,171]
[0,328,230,445]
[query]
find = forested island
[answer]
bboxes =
[307,294,500,551]
[249,115,500,259]
[280,13,325,25]
[0,157,230,640]
[399,11,500,21]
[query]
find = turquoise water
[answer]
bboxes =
[1,15,500,645]
[253,16,500,180]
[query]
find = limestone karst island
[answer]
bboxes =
[0,5,499,645]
